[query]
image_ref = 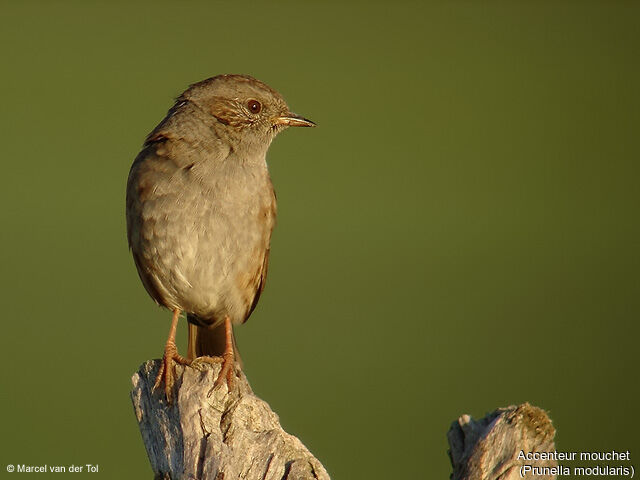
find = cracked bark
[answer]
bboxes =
[131,360,330,480]
[448,403,557,480]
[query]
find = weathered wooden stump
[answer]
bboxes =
[131,360,330,480]
[448,403,557,480]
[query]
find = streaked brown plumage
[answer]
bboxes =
[126,74,314,399]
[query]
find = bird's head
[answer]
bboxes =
[183,74,315,152]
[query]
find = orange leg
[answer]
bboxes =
[153,308,192,401]
[214,316,236,389]
[198,316,236,390]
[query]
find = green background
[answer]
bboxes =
[1,1,638,478]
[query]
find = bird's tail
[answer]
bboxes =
[187,315,243,368]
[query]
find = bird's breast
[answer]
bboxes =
[128,148,277,323]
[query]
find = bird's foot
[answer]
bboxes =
[153,340,192,402]
[196,351,236,391]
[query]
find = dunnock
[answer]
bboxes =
[126,74,314,399]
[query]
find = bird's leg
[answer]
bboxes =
[153,308,192,401]
[197,316,236,390]
[215,316,236,389]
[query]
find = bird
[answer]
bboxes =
[126,74,315,399]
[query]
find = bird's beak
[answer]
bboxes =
[274,113,316,128]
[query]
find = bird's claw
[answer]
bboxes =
[215,351,236,390]
[153,340,191,402]
[196,353,236,391]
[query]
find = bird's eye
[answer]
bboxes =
[247,100,262,114]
